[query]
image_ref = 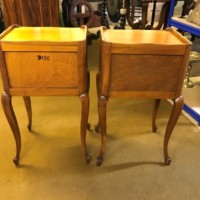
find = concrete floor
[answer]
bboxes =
[0,42,200,200]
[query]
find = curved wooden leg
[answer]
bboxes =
[152,99,161,132]
[96,95,108,166]
[1,92,21,166]
[86,70,90,94]
[87,71,91,130]
[80,93,91,163]
[164,96,184,165]
[23,96,32,131]
[95,121,101,133]
[95,73,101,133]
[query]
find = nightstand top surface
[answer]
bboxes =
[101,28,190,45]
[1,26,87,43]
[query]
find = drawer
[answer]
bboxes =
[110,54,184,92]
[4,52,79,88]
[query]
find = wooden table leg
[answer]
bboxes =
[95,73,101,133]
[80,93,91,163]
[164,96,184,165]
[152,99,161,133]
[96,95,108,166]
[1,92,21,166]
[23,96,32,131]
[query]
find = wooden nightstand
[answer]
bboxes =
[0,25,90,165]
[95,27,191,166]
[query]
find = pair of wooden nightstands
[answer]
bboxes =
[0,25,191,166]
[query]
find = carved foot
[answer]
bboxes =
[152,125,157,133]
[95,124,101,133]
[27,124,31,131]
[13,156,19,166]
[85,154,91,164]
[96,154,103,166]
[164,157,171,165]
[87,123,91,131]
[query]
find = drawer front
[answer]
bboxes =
[110,54,184,92]
[5,52,79,88]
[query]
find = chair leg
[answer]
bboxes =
[1,92,21,166]
[23,96,32,131]
[163,96,183,165]
[80,93,91,163]
[152,99,161,132]
[96,95,108,166]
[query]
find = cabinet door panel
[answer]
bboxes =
[5,52,78,88]
[110,54,184,92]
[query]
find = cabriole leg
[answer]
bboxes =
[23,96,32,131]
[1,92,21,166]
[86,71,91,130]
[164,96,183,165]
[95,73,101,133]
[152,99,161,132]
[96,95,108,166]
[80,93,91,163]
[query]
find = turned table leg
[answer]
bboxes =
[1,92,21,166]
[164,96,184,165]
[23,96,32,131]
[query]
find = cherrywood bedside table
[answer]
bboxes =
[0,25,90,165]
[95,26,191,166]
